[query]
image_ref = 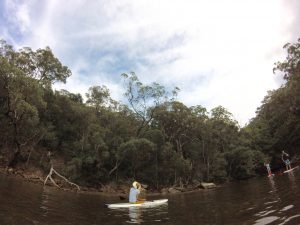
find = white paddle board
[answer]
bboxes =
[107,199,168,209]
[283,166,299,173]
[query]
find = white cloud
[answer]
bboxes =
[1,0,299,125]
[4,0,30,32]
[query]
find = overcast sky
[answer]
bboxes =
[1,0,300,126]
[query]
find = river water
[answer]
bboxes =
[1,168,300,225]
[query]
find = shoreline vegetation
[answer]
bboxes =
[0,164,217,196]
[1,38,300,195]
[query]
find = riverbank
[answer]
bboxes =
[0,165,218,196]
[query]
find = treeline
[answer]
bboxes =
[246,38,300,168]
[0,38,299,188]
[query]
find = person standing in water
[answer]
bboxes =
[282,150,292,171]
[264,162,273,176]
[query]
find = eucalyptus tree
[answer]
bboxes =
[85,85,142,181]
[158,142,192,186]
[250,38,300,164]
[196,106,239,181]
[0,65,45,166]
[102,105,139,181]
[59,89,83,103]
[0,40,71,167]
[154,101,194,158]
[117,138,156,183]
[274,38,300,82]
[185,105,209,180]
[42,90,110,185]
[143,129,165,188]
[121,72,179,137]
[86,85,112,111]
[0,41,44,166]
[16,45,71,87]
[153,101,196,184]
[210,105,239,153]
[272,38,300,153]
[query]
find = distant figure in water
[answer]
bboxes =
[264,162,273,176]
[129,181,145,203]
[282,150,292,171]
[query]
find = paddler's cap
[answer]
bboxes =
[133,181,141,189]
[132,181,138,188]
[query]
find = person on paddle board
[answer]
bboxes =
[264,162,273,176]
[282,150,292,171]
[129,181,145,203]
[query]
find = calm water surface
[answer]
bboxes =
[1,169,300,225]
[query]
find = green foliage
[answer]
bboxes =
[154,101,194,158]
[225,147,264,180]
[2,38,300,189]
[159,143,192,185]
[247,38,300,170]
[17,46,71,87]
[211,153,228,181]
[122,72,179,137]
[118,138,155,180]
[86,85,111,110]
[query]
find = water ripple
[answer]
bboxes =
[280,204,294,211]
[254,216,280,225]
[280,214,300,224]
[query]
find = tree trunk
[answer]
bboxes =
[155,148,158,189]
[176,140,183,158]
[44,165,80,191]
[8,144,21,168]
[108,160,120,176]
[26,148,32,167]
[206,158,210,181]
[8,116,21,167]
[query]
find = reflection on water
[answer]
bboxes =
[40,187,51,217]
[128,207,143,224]
[1,168,300,224]
[268,176,276,193]
[282,214,300,224]
[109,204,169,224]
[251,168,300,225]
[287,170,297,189]
[254,216,280,225]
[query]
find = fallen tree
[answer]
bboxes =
[44,165,80,191]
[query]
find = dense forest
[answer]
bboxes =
[0,38,300,189]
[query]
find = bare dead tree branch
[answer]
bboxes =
[44,165,80,191]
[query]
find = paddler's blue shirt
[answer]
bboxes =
[129,187,140,203]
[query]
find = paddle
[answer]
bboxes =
[119,189,146,201]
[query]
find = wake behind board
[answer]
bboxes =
[107,199,168,209]
[283,166,299,173]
